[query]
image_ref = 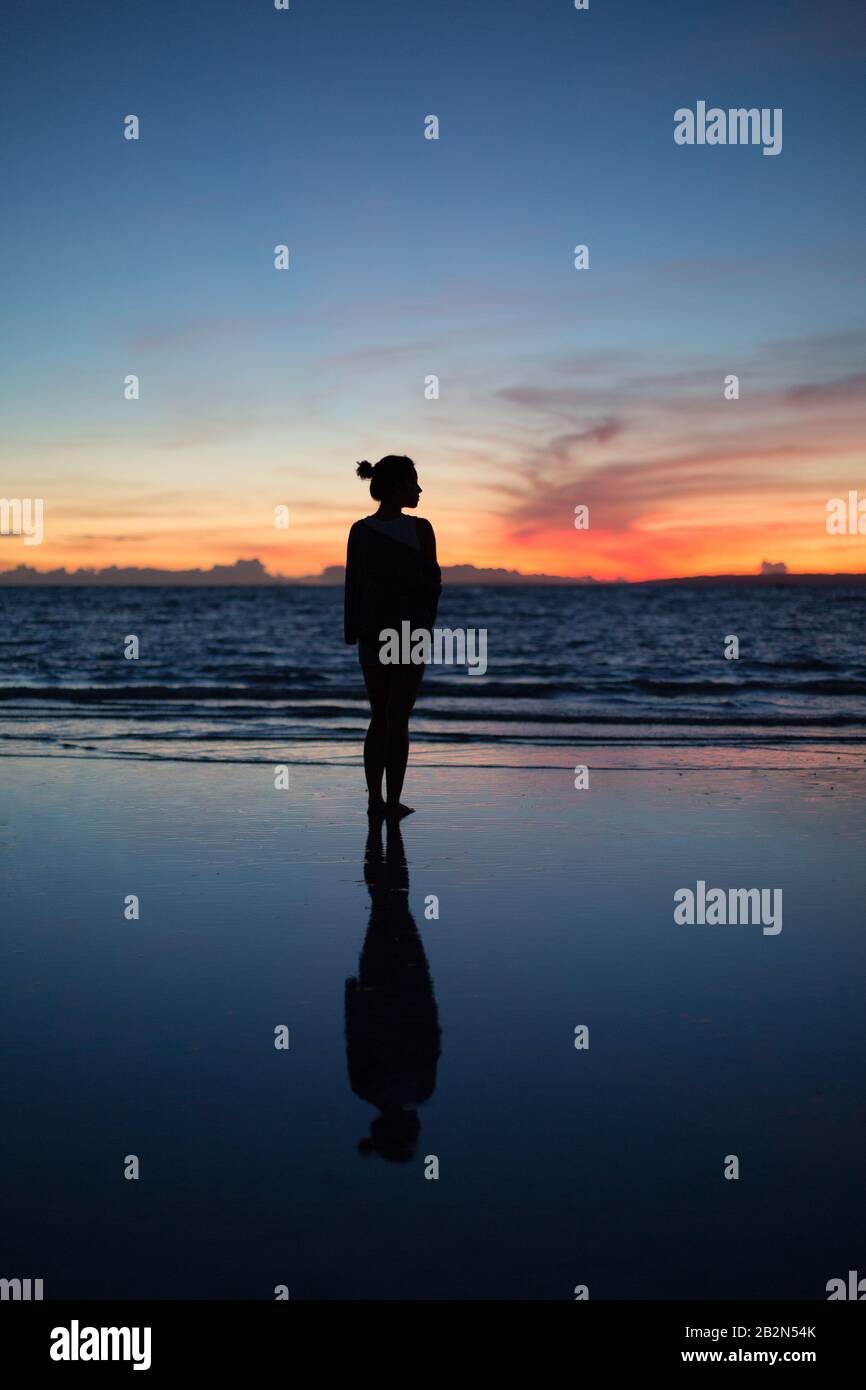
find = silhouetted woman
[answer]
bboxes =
[344,455,441,818]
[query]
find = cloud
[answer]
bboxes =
[125,282,546,356]
[723,0,866,61]
[546,422,625,458]
[128,313,296,354]
[489,337,866,541]
[497,438,858,539]
[785,372,866,405]
[78,533,161,542]
[322,340,443,368]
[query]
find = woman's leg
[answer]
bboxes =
[384,662,426,812]
[361,662,390,809]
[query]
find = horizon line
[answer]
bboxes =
[3,557,866,587]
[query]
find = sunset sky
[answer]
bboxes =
[2,0,865,581]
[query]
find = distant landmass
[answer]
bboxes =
[1,558,865,587]
[0,558,597,587]
[303,562,598,586]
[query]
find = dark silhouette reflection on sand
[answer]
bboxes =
[345,819,441,1162]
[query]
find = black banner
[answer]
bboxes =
[1,1300,861,1376]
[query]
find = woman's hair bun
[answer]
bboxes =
[356,453,414,500]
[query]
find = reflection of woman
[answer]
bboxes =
[345,820,441,1163]
[344,455,441,819]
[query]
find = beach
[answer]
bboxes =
[3,749,865,1300]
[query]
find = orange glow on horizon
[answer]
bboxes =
[3,515,865,581]
[4,439,865,581]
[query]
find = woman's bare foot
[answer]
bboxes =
[386,802,415,819]
[367,798,387,817]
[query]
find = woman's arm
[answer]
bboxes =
[417,518,442,622]
[417,516,437,566]
[344,523,361,644]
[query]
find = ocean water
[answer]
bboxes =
[1,584,865,762]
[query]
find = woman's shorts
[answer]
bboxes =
[357,629,433,668]
[357,637,382,666]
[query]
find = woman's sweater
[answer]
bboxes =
[344,517,442,646]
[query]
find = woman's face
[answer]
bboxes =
[394,469,422,509]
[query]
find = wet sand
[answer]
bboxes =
[2,752,865,1299]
